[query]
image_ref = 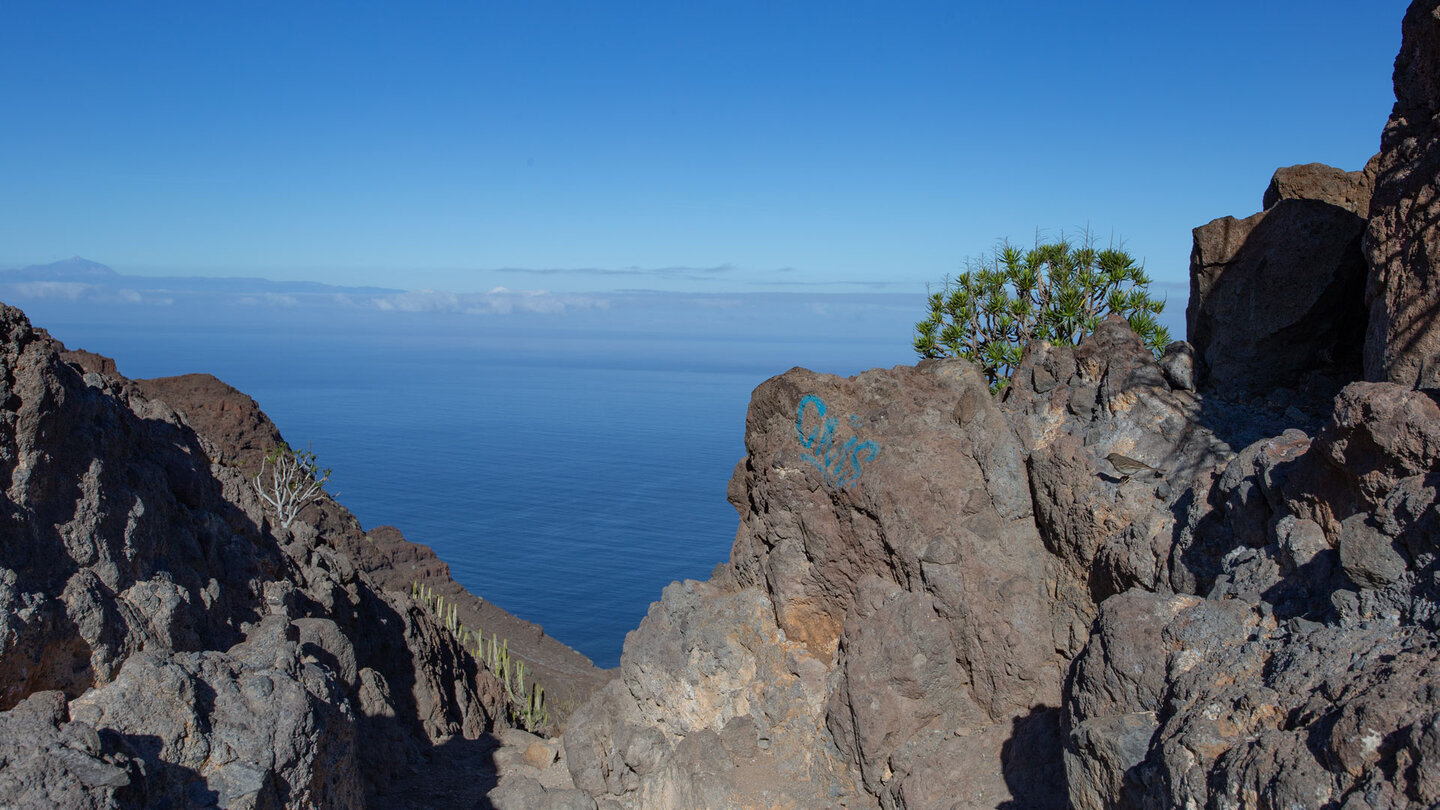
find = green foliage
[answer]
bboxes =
[410,581,550,732]
[253,442,332,528]
[913,234,1170,391]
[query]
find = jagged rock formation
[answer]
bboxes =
[557,318,1223,809]
[1366,0,1440,388]
[8,2,1440,807]
[0,308,602,808]
[560,312,1440,809]
[551,4,1440,808]
[122,371,608,712]
[1188,161,1375,400]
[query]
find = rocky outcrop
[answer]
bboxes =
[563,360,1072,808]
[1189,160,1375,400]
[127,372,608,716]
[558,311,1440,809]
[555,7,1440,803]
[15,4,1440,807]
[0,691,137,809]
[68,622,365,808]
[130,373,283,469]
[0,303,596,807]
[0,312,281,712]
[1366,0,1440,388]
[1004,314,1232,618]
[1065,377,1440,808]
[565,577,858,808]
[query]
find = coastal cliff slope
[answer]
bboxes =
[3,3,1439,809]
[0,311,606,807]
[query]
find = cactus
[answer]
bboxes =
[406,584,550,732]
[524,683,548,729]
[511,660,527,702]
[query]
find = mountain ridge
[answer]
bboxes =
[3,256,406,295]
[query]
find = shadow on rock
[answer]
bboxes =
[998,704,1067,810]
[370,733,503,810]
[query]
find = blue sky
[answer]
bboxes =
[0,1,1411,297]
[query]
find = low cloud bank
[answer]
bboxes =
[372,288,613,315]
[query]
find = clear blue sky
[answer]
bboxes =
[0,1,1411,295]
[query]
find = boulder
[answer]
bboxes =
[1263,161,1376,211]
[565,358,1073,809]
[1365,0,1440,387]
[563,579,853,808]
[69,621,364,809]
[0,691,137,809]
[1189,161,1375,398]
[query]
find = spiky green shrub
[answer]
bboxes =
[913,235,1170,391]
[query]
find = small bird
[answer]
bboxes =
[1106,452,1163,482]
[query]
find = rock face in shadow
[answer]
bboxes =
[0,690,138,809]
[0,303,595,808]
[132,373,610,716]
[1366,0,1440,388]
[1189,161,1375,399]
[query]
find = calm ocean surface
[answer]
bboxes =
[33,299,918,667]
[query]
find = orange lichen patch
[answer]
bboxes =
[774,600,843,661]
[1105,388,1141,414]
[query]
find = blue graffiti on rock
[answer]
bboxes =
[795,395,879,489]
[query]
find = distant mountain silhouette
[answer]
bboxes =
[6,256,120,281]
[0,257,404,295]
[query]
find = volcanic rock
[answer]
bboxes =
[1365,0,1440,388]
[1189,161,1375,399]
[563,359,1072,808]
[0,302,584,808]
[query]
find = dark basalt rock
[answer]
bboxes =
[0,302,591,808]
[0,691,138,809]
[1189,160,1375,400]
[1366,0,1440,388]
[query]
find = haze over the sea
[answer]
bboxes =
[0,1,1404,301]
[0,1,1411,662]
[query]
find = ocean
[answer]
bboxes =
[24,293,922,667]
